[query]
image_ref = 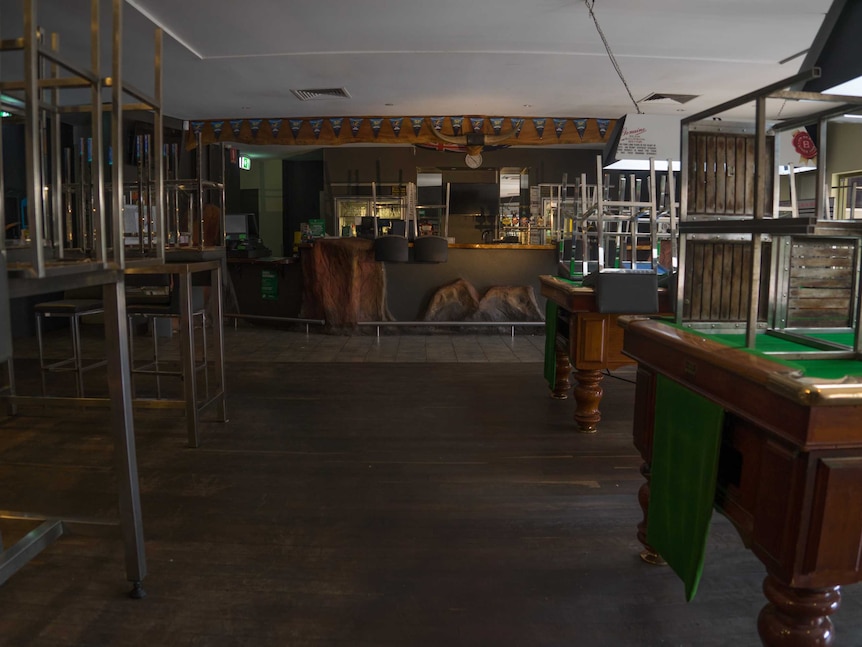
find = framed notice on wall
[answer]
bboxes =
[261,269,278,301]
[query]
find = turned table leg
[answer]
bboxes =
[758,575,841,646]
[636,462,665,565]
[551,348,571,399]
[572,368,603,433]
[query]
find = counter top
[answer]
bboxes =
[227,256,298,265]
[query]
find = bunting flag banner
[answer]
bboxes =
[533,118,546,139]
[309,119,324,139]
[329,118,344,138]
[597,118,610,138]
[370,118,384,137]
[574,118,587,140]
[183,115,616,149]
[553,118,567,138]
[288,119,303,139]
[511,117,524,137]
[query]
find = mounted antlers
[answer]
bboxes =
[429,125,517,155]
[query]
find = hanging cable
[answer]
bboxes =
[584,0,642,114]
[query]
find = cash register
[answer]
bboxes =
[225,213,271,258]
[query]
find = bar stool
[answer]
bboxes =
[33,299,105,397]
[125,274,208,400]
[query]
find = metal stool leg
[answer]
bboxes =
[71,315,84,398]
[36,314,48,396]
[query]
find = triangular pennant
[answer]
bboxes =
[597,118,610,138]
[469,117,484,134]
[431,117,445,132]
[268,118,282,138]
[532,118,546,138]
[309,119,324,139]
[573,118,587,140]
[190,121,205,136]
[490,118,504,135]
[370,118,384,137]
[510,118,524,137]
[248,119,263,137]
[410,117,425,137]
[289,119,303,139]
[230,119,243,137]
[389,117,403,136]
[450,117,464,136]
[329,118,344,138]
[350,118,364,136]
[211,120,224,138]
[553,118,567,138]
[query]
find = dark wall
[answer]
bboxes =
[283,159,325,250]
[323,145,603,186]
[384,247,558,320]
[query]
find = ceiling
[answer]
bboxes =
[1,0,858,157]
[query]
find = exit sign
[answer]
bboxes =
[239,155,251,170]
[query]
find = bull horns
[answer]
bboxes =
[429,124,517,152]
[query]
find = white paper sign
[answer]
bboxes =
[614,114,681,161]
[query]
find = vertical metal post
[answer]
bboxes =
[49,33,63,259]
[746,96,768,349]
[109,0,123,267]
[211,264,227,423]
[675,125,690,323]
[154,29,165,262]
[24,0,46,275]
[102,276,147,592]
[178,268,199,447]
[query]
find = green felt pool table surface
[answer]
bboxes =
[675,327,862,381]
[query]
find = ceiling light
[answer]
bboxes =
[843,113,862,119]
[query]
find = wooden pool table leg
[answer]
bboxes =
[572,368,603,433]
[758,576,841,647]
[551,348,571,399]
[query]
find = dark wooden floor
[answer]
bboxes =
[0,326,861,646]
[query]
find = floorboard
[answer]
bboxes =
[0,325,860,646]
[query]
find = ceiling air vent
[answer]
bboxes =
[290,87,351,101]
[638,92,699,105]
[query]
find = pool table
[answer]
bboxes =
[539,274,671,432]
[621,317,862,646]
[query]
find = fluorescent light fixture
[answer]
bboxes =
[779,165,817,175]
[843,114,862,119]
[824,76,862,97]
[604,159,680,172]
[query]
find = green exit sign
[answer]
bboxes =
[239,155,251,171]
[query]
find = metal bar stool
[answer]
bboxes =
[125,274,208,400]
[33,299,106,397]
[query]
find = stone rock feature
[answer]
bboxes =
[300,238,393,331]
[476,285,543,321]
[422,278,481,321]
[422,279,543,323]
